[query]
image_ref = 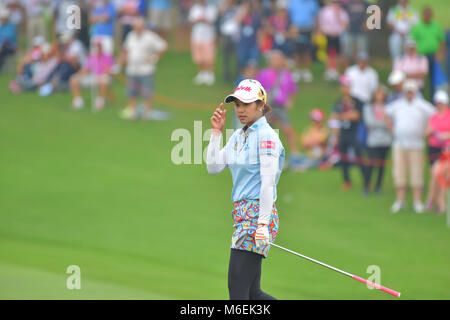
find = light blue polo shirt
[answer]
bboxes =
[225,116,285,203]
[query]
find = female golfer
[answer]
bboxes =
[206,79,285,300]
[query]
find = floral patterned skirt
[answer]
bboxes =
[231,199,279,258]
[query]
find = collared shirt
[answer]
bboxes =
[91,2,117,37]
[393,53,428,88]
[345,64,379,103]
[0,21,17,49]
[386,4,418,35]
[224,116,284,203]
[386,97,436,150]
[289,0,319,30]
[124,29,167,76]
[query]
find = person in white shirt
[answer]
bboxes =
[344,52,378,104]
[188,0,218,85]
[386,0,419,60]
[385,80,436,213]
[118,17,168,120]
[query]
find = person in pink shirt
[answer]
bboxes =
[393,38,428,90]
[425,90,450,213]
[69,40,114,110]
[317,0,349,81]
[255,50,301,170]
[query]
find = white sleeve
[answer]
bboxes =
[206,133,227,174]
[258,154,278,225]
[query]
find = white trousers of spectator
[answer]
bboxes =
[27,16,47,46]
[389,32,407,61]
[91,36,114,56]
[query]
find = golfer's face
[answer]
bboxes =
[234,100,259,124]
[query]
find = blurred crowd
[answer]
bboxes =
[0,0,449,214]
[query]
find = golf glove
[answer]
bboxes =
[255,225,270,248]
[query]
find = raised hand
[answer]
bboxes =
[210,103,227,133]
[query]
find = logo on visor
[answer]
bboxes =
[235,86,252,93]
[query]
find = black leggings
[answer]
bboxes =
[366,146,390,191]
[338,136,367,185]
[228,249,276,300]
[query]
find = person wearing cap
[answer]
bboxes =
[385,79,436,214]
[425,90,450,213]
[118,16,168,120]
[206,79,284,300]
[255,50,300,170]
[393,38,428,90]
[363,86,392,194]
[297,108,329,170]
[0,6,17,73]
[344,52,379,104]
[69,40,114,110]
[331,74,367,191]
[233,59,259,130]
[37,30,87,95]
[386,70,406,104]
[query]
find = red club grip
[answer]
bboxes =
[352,275,401,298]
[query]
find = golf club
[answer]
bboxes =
[270,242,401,298]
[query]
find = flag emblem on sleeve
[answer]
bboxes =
[260,141,275,149]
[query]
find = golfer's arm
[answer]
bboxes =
[259,154,278,225]
[206,133,227,174]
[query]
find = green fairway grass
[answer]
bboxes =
[1,51,450,300]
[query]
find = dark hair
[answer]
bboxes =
[257,100,271,115]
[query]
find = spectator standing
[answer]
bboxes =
[288,0,319,83]
[255,50,301,171]
[344,52,378,104]
[385,80,436,214]
[148,0,172,39]
[218,0,240,82]
[386,0,418,61]
[174,0,193,51]
[425,91,450,214]
[393,38,428,91]
[410,6,446,99]
[70,39,114,110]
[235,0,262,71]
[52,0,80,37]
[115,0,147,43]
[0,6,17,72]
[4,0,23,27]
[268,0,292,58]
[90,0,117,56]
[330,75,367,191]
[341,0,369,69]
[119,17,167,120]
[317,0,349,81]
[188,0,218,86]
[21,0,48,45]
[363,86,392,194]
